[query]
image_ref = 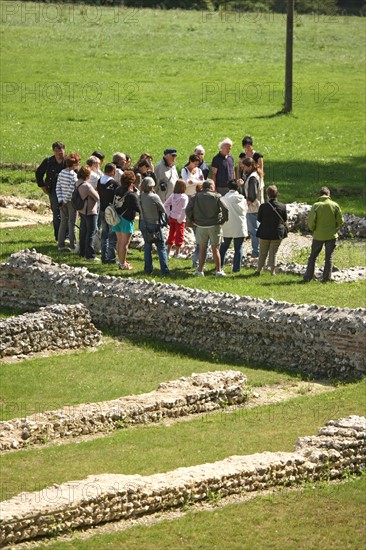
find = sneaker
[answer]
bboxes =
[169,250,175,258]
[86,257,101,262]
[119,261,133,270]
[175,253,185,259]
[215,271,226,277]
[194,270,204,277]
[58,246,71,252]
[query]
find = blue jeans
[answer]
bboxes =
[49,189,61,241]
[100,211,117,262]
[304,238,337,282]
[246,213,259,256]
[192,226,208,267]
[220,237,244,272]
[79,214,98,259]
[140,219,169,275]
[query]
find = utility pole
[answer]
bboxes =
[284,0,294,113]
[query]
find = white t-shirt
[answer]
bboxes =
[89,171,99,190]
[181,166,204,196]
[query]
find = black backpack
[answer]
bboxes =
[71,182,85,211]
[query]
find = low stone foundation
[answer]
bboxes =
[0,415,364,546]
[0,304,101,359]
[1,251,365,380]
[0,371,247,452]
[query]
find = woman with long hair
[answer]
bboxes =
[242,157,264,258]
[111,170,140,270]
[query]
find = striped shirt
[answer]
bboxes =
[56,169,77,203]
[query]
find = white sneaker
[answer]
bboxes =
[194,270,204,277]
[175,253,185,259]
[86,257,101,262]
[216,271,226,277]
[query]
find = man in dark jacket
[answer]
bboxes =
[186,179,228,277]
[36,141,66,240]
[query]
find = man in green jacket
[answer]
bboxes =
[303,187,344,283]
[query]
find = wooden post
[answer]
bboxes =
[284,0,294,113]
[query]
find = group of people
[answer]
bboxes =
[36,138,344,281]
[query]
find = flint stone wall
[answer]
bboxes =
[0,304,101,359]
[0,415,364,546]
[0,371,247,452]
[0,251,365,380]
[283,203,366,239]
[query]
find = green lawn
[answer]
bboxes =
[0,338,299,421]
[0,4,365,214]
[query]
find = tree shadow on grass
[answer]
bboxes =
[262,156,366,215]
[254,109,297,119]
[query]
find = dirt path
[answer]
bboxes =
[0,196,51,229]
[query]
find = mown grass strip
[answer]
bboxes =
[0,338,298,421]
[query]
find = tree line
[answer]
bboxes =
[21,0,366,17]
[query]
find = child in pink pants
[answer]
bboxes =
[164,179,188,258]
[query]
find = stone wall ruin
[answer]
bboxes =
[0,250,365,380]
[0,371,247,452]
[0,415,364,546]
[0,304,101,359]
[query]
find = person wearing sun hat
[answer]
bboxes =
[154,148,179,202]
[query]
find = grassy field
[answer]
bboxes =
[0,3,365,548]
[0,3,365,213]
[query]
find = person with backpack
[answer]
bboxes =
[242,157,264,258]
[111,170,140,271]
[139,177,170,276]
[97,163,119,264]
[76,165,100,261]
[55,152,81,252]
[186,179,229,277]
[36,141,66,241]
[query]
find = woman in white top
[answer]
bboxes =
[219,179,248,273]
[181,154,204,197]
